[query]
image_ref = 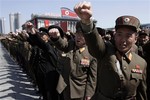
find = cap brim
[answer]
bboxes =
[115,25,137,32]
[39,27,48,33]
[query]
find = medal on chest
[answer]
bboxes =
[131,65,143,74]
[80,57,90,67]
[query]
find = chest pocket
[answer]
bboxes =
[72,50,91,77]
[130,73,142,87]
[73,58,90,77]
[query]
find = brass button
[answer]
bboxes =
[124,67,126,70]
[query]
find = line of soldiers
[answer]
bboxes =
[0,1,150,100]
[1,28,62,100]
[0,21,97,100]
[1,23,150,100]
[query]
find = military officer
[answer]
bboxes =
[137,29,150,47]
[23,23,62,100]
[74,1,147,100]
[48,25,97,100]
[137,29,150,57]
[137,29,150,100]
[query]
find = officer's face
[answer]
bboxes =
[75,32,86,48]
[138,35,149,45]
[114,27,137,53]
[41,34,49,43]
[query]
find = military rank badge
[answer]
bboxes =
[131,65,142,74]
[80,57,90,67]
[61,52,67,57]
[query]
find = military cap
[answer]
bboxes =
[48,25,64,37]
[39,27,48,34]
[115,15,140,32]
[139,29,150,36]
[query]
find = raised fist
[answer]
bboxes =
[74,1,92,24]
[24,22,36,34]
[48,28,60,39]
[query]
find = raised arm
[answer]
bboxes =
[48,27,75,52]
[74,1,106,59]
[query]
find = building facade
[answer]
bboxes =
[141,23,150,30]
[27,15,79,33]
[9,12,21,32]
[22,8,97,33]
[23,14,97,33]
[0,17,6,34]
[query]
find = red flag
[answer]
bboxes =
[61,7,78,18]
[44,20,49,27]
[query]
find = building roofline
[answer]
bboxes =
[30,15,80,21]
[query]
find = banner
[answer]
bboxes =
[61,7,78,18]
[44,20,49,27]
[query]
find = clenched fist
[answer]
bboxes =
[74,1,92,24]
[24,22,36,34]
[48,28,60,39]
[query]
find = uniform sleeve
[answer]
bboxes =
[136,62,147,100]
[52,37,75,53]
[77,21,106,60]
[85,58,97,97]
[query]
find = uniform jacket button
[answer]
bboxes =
[124,67,126,70]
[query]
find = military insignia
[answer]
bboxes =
[61,53,67,57]
[131,65,142,74]
[80,57,90,67]
[135,65,140,69]
[124,17,130,23]
[79,47,85,53]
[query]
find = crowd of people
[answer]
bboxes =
[0,1,150,100]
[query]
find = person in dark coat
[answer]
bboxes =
[74,1,147,100]
[22,25,62,100]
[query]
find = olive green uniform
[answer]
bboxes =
[54,37,97,100]
[76,21,147,100]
